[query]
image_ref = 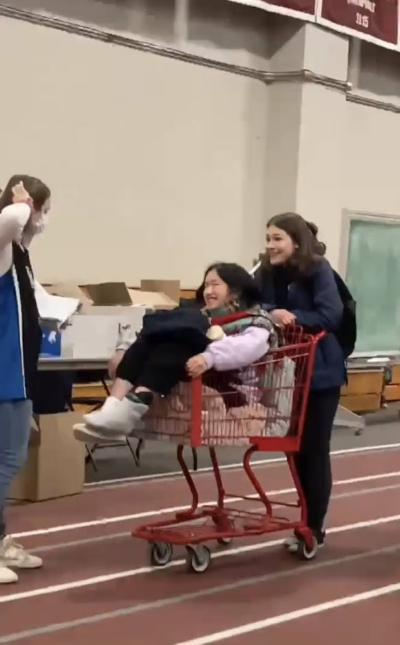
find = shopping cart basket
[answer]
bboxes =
[132,319,325,573]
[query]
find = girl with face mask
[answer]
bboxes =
[0,174,51,584]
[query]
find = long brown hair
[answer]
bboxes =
[263,212,326,274]
[0,174,50,213]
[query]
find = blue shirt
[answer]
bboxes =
[0,270,26,400]
[0,245,41,402]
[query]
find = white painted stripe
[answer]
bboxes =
[85,443,400,488]
[174,581,400,645]
[14,470,400,539]
[3,513,400,604]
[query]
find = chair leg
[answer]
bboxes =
[192,447,198,471]
[85,444,98,471]
[136,438,144,464]
[126,437,140,467]
[101,378,111,396]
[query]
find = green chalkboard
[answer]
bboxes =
[346,218,400,353]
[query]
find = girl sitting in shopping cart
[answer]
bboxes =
[73,262,279,444]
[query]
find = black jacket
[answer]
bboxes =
[255,259,346,391]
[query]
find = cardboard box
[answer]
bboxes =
[127,290,177,310]
[41,280,178,359]
[8,412,85,502]
[62,306,146,359]
[140,279,180,304]
[42,282,149,359]
[83,282,178,310]
[45,282,92,304]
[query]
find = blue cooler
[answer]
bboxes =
[40,329,62,358]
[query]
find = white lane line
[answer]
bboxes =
[14,470,400,539]
[3,513,400,604]
[85,443,400,488]
[174,581,400,645]
[25,481,400,554]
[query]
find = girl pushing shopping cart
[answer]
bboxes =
[74,261,325,573]
[131,319,323,573]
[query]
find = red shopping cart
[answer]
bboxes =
[132,319,325,573]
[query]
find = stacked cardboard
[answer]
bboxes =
[9,413,85,502]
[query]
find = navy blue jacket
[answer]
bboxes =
[255,259,346,391]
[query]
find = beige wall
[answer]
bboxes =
[1,2,400,285]
[345,43,400,218]
[0,0,271,286]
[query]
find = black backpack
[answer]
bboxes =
[308,270,357,358]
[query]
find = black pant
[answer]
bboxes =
[116,335,207,396]
[295,387,341,533]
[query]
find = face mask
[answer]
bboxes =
[35,214,49,235]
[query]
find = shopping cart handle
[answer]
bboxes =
[313,331,327,343]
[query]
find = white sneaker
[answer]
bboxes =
[283,535,300,553]
[284,531,325,553]
[0,536,43,571]
[83,396,149,435]
[73,423,127,444]
[0,565,18,584]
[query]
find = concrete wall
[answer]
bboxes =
[1,1,400,285]
[0,0,272,286]
[345,42,400,218]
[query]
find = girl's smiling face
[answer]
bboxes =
[266,225,297,266]
[203,269,230,309]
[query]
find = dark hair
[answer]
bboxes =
[0,174,50,213]
[198,262,261,309]
[264,212,326,274]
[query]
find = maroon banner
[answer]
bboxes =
[254,0,316,14]
[320,0,398,45]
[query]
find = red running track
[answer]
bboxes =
[0,445,400,644]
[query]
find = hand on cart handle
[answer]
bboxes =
[270,309,296,326]
[186,354,208,378]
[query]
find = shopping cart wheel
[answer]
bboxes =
[149,541,173,567]
[298,536,318,561]
[186,545,211,573]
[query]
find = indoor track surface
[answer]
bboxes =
[1,443,400,644]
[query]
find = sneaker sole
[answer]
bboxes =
[284,541,325,554]
[5,560,43,570]
[0,570,18,584]
[73,424,127,444]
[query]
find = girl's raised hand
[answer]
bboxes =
[12,182,32,205]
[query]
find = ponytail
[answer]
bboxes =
[306,221,326,256]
